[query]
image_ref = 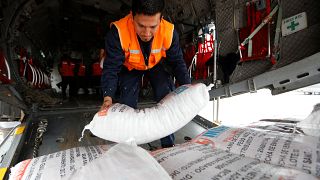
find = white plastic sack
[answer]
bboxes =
[193,125,320,177]
[152,142,317,179]
[81,83,209,145]
[68,143,171,180]
[297,103,320,137]
[9,145,112,180]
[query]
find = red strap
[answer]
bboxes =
[266,0,271,14]
[246,3,251,27]
[251,3,256,32]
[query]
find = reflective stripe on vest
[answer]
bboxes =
[151,48,162,54]
[129,49,140,54]
[112,13,174,71]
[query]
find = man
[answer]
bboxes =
[101,0,191,148]
[58,54,76,99]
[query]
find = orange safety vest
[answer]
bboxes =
[111,13,174,71]
[92,62,102,76]
[60,61,75,77]
[78,64,86,76]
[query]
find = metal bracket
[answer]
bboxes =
[209,52,320,99]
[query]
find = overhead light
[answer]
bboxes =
[63,17,69,21]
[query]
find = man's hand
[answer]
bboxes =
[100,96,112,111]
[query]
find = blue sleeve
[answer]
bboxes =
[166,28,191,85]
[101,25,125,99]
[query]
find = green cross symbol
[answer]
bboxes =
[287,21,299,31]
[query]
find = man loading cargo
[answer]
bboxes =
[100,0,191,148]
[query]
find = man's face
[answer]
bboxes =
[133,13,161,42]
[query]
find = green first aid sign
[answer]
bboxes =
[282,12,308,36]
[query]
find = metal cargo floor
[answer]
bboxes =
[18,94,212,161]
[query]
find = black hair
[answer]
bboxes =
[132,0,165,16]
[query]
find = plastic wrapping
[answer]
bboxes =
[297,103,320,137]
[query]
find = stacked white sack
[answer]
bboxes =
[193,125,320,177]
[152,142,318,180]
[9,145,112,180]
[69,143,171,180]
[80,83,209,145]
[297,103,320,137]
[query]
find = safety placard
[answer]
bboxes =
[282,12,307,36]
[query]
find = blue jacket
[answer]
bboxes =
[101,25,191,99]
